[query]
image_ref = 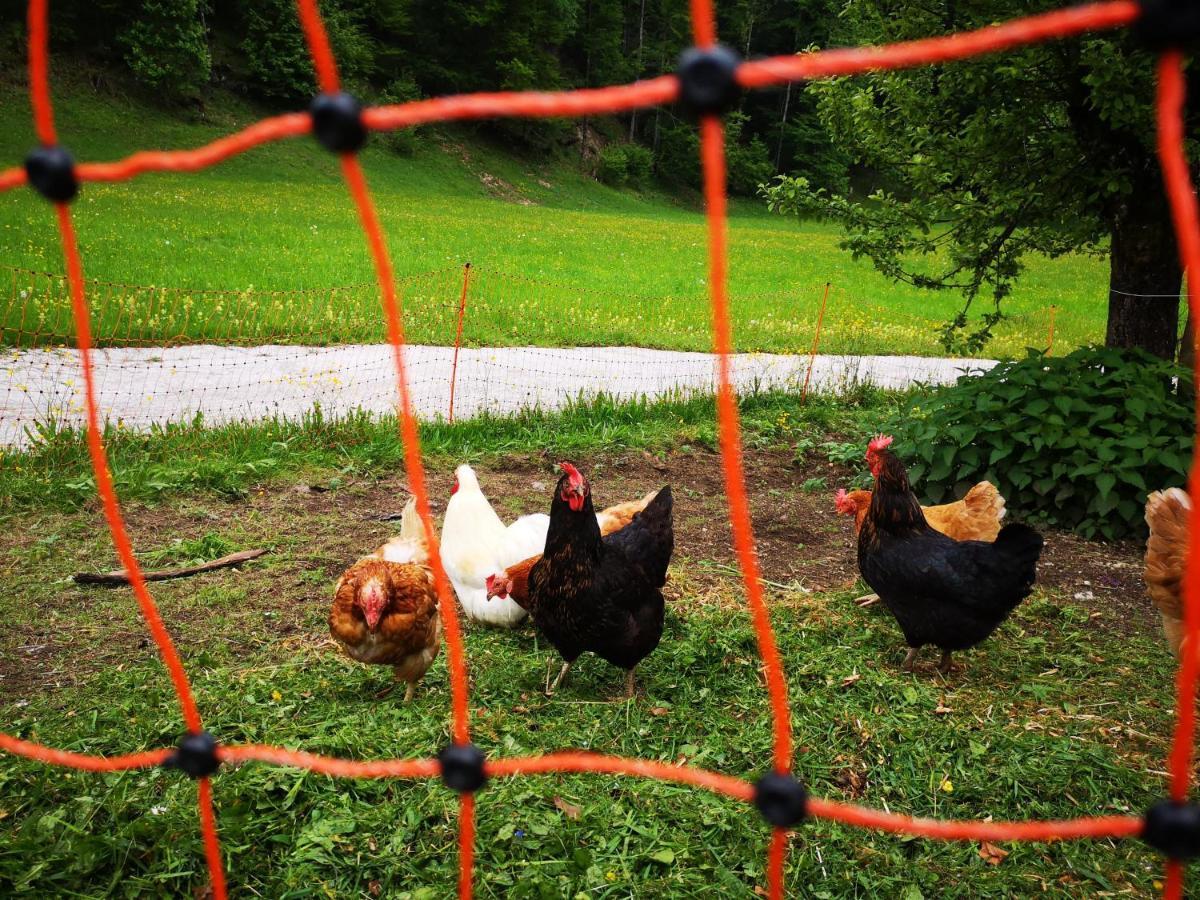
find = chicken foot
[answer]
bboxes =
[901,647,920,672]
[546,659,571,695]
[937,650,955,675]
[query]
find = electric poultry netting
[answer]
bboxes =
[0,0,1196,897]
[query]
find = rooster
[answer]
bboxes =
[858,435,1043,674]
[835,482,1005,541]
[329,498,441,701]
[439,464,547,628]
[485,489,660,610]
[1145,488,1190,657]
[526,463,673,697]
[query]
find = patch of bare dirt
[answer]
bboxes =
[0,445,1155,697]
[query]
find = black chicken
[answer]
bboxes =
[858,435,1043,674]
[527,462,673,697]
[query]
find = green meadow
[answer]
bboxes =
[0,74,1138,357]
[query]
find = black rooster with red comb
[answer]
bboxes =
[526,462,674,697]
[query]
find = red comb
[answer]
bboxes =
[558,461,582,482]
[867,434,894,453]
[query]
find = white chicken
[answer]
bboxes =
[439,464,548,627]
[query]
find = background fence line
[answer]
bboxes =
[0,262,1074,449]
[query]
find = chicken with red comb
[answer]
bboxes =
[526,461,674,697]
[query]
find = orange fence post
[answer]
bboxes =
[800,282,831,404]
[1046,304,1057,355]
[448,262,472,423]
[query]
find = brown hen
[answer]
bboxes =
[329,499,441,701]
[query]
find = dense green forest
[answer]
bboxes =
[0,0,846,196]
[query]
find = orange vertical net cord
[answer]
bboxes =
[5,1,1200,897]
[1155,48,1200,900]
[688,1,794,896]
[290,1,477,895]
[23,2,227,897]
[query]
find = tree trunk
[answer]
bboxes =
[774,80,791,172]
[1106,187,1182,361]
[629,0,646,140]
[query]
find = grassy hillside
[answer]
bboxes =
[0,71,1136,355]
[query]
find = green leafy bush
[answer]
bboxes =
[624,144,653,190]
[240,0,373,102]
[888,347,1192,540]
[597,145,629,187]
[121,0,211,99]
[377,76,422,156]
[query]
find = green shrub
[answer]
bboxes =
[624,144,653,190]
[377,77,422,156]
[597,145,629,187]
[888,346,1192,540]
[240,0,373,102]
[121,0,211,99]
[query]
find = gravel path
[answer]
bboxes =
[1,344,996,448]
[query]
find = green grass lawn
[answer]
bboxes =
[0,71,1144,357]
[0,396,1174,897]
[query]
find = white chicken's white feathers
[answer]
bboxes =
[502,513,549,567]
[372,497,427,565]
[439,464,528,627]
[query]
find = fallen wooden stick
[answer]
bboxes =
[74,549,268,586]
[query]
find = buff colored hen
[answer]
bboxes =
[1145,488,1190,657]
[835,482,1006,541]
[329,498,441,701]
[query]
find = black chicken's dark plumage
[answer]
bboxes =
[528,473,674,682]
[859,447,1042,664]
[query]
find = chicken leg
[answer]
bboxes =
[937,650,954,675]
[901,647,919,672]
[403,682,416,703]
[623,668,637,699]
[546,660,571,695]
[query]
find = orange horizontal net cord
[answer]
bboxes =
[219,744,439,778]
[1155,48,1200,900]
[487,753,755,800]
[0,733,171,771]
[807,798,1143,841]
[0,4,1136,194]
[737,1,1139,87]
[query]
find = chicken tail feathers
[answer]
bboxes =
[964,481,1006,523]
[606,485,674,590]
[993,522,1043,569]
[399,497,427,559]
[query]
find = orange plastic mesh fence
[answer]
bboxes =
[2,1,1195,899]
